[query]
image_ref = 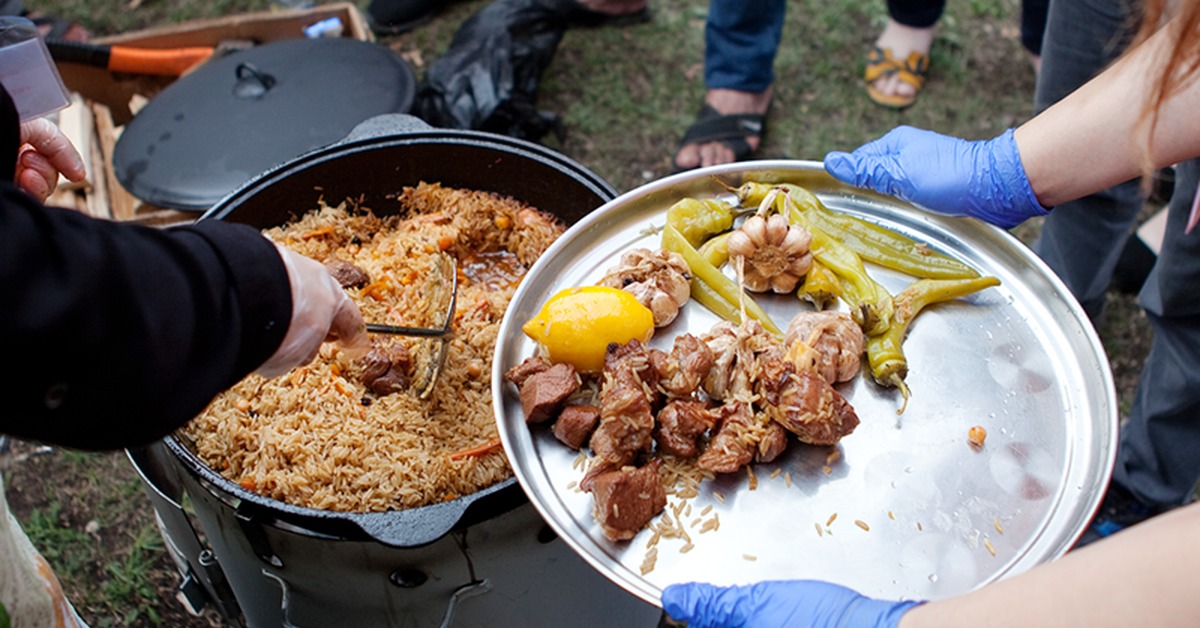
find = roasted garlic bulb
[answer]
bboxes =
[598,248,692,327]
[784,310,865,384]
[727,213,813,293]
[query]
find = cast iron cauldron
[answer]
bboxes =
[128,115,660,627]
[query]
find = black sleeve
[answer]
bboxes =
[1,185,292,450]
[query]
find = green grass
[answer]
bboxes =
[98,527,166,627]
[19,501,94,573]
[6,451,172,626]
[30,0,276,35]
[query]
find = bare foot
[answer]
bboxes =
[869,20,934,103]
[673,88,771,170]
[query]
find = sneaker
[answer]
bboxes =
[1074,482,1160,548]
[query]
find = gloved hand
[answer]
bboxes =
[824,126,1049,229]
[256,244,370,378]
[661,580,922,628]
[16,117,86,203]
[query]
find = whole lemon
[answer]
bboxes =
[522,286,655,373]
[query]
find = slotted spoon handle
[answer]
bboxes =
[364,323,449,338]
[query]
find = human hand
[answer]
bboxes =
[661,580,922,628]
[823,126,1048,229]
[256,244,370,378]
[16,117,86,203]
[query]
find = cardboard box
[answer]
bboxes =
[50,3,372,225]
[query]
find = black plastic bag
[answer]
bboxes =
[413,0,613,142]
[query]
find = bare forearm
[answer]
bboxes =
[1015,20,1200,207]
[900,502,1200,627]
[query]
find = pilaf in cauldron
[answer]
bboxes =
[181,182,565,512]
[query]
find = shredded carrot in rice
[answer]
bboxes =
[448,438,503,461]
[300,225,336,239]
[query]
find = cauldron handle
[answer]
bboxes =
[440,579,493,628]
[260,569,303,628]
[337,112,432,144]
[348,478,525,547]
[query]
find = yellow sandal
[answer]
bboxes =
[864,46,929,109]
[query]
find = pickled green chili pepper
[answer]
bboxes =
[690,272,746,326]
[797,258,842,310]
[666,197,736,248]
[697,231,731,267]
[734,181,979,280]
[868,275,1002,413]
[662,224,782,336]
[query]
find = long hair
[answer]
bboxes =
[1133,0,1200,180]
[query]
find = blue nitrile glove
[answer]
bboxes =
[823,126,1049,229]
[662,580,923,628]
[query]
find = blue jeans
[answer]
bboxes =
[704,0,786,91]
[1032,0,1200,508]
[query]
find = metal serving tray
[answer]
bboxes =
[492,161,1116,607]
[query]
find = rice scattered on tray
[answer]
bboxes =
[182,183,564,513]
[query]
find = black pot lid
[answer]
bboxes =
[113,38,416,211]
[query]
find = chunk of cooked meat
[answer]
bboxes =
[518,363,580,424]
[553,404,601,450]
[755,421,789,463]
[783,310,865,384]
[604,339,660,396]
[654,399,717,458]
[597,248,691,327]
[505,355,552,388]
[583,378,655,489]
[701,320,777,402]
[588,461,667,541]
[759,350,859,446]
[582,341,658,489]
[324,257,371,289]
[360,345,412,396]
[696,402,761,474]
[649,333,714,398]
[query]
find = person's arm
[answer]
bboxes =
[1,190,293,449]
[1016,20,1200,206]
[824,17,1200,226]
[902,501,1200,626]
[2,189,367,451]
[663,502,1200,627]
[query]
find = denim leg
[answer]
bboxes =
[1030,184,1142,320]
[1035,0,1200,509]
[1030,0,1143,320]
[704,0,786,91]
[1033,0,1138,113]
[1112,160,1200,507]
